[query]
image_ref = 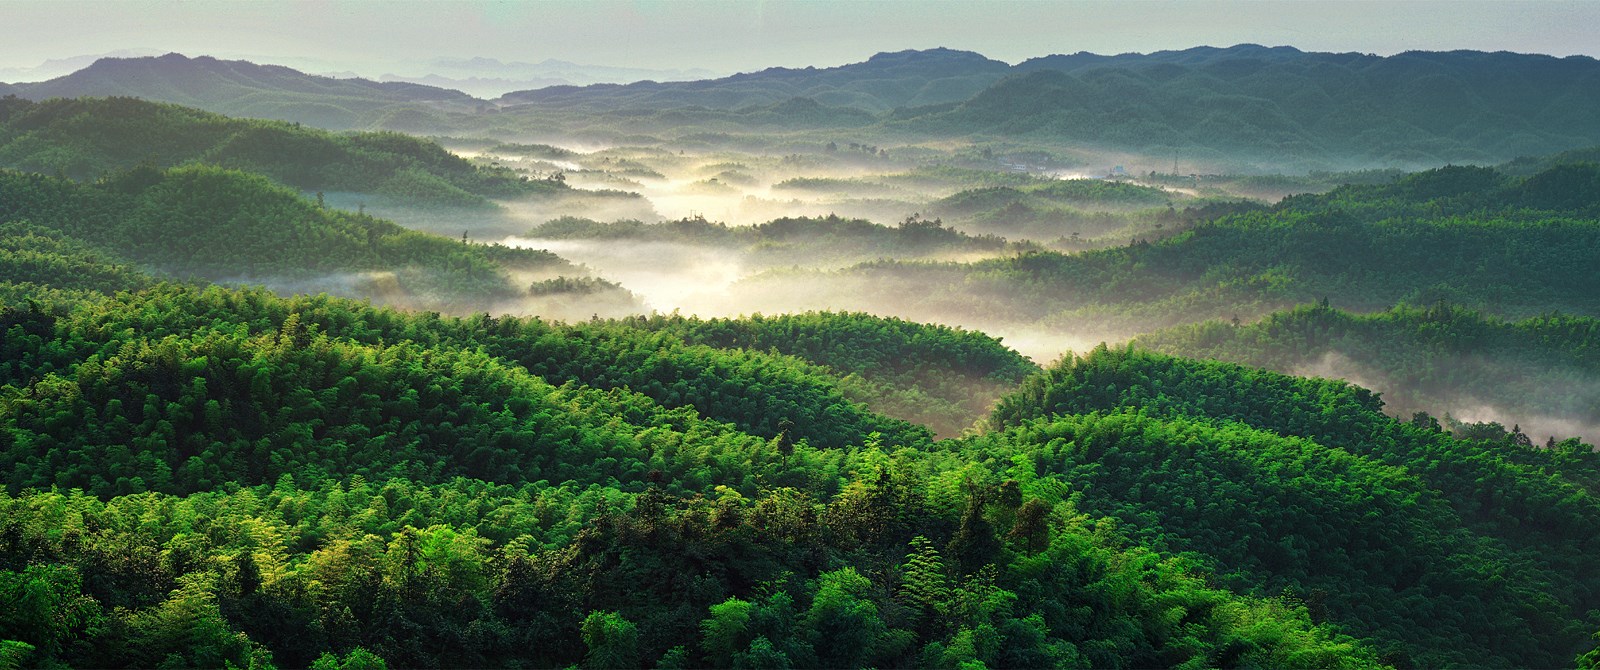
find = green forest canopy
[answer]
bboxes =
[4,231,1600,665]
[748,161,1600,340]
[0,96,571,207]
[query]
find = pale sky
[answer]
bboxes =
[2,0,1597,75]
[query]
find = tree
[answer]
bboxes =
[0,566,101,659]
[947,483,1001,574]
[1578,630,1600,670]
[732,637,793,669]
[311,648,389,670]
[1007,499,1051,552]
[897,536,950,636]
[803,568,891,668]
[581,611,639,670]
[701,598,753,666]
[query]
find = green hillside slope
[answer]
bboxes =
[0,96,568,206]
[5,53,476,131]
[1138,302,1600,444]
[0,280,1381,669]
[739,162,1600,342]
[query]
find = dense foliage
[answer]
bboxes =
[7,60,1600,668]
[1139,301,1600,443]
[12,48,1600,169]
[0,166,567,306]
[0,282,1384,669]
[988,345,1600,667]
[748,162,1600,340]
[0,221,151,299]
[904,46,1600,166]
[612,311,1039,435]
[928,181,1255,244]
[0,96,564,205]
[528,213,1011,266]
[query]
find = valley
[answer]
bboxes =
[4,23,1600,669]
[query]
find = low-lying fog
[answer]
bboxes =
[1291,351,1600,447]
[336,142,1149,364]
[321,142,1598,446]
[500,237,746,310]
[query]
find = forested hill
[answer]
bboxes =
[10,206,1600,665]
[1,53,476,130]
[9,50,1600,667]
[6,274,1600,665]
[0,221,152,302]
[985,346,1600,667]
[604,311,1041,436]
[17,47,1600,167]
[1012,43,1330,71]
[0,165,569,307]
[740,161,1600,340]
[899,48,1600,166]
[1137,301,1600,443]
[492,45,1600,165]
[496,47,1011,112]
[527,214,1012,266]
[0,271,1390,668]
[0,96,575,207]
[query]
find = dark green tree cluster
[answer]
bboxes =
[987,345,1600,667]
[792,161,1600,339]
[527,276,630,297]
[928,182,1256,244]
[1138,300,1600,444]
[933,180,1173,220]
[528,213,1011,266]
[0,221,151,301]
[0,96,565,206]
[0,471,1380,669]
[0,166,568,305]
[611,311,1040,435]
[3,285,930,455]
[908,48,1600,166]
[0,280,1391,668]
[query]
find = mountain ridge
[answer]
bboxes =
[2,52,481,130]
[7,45,1600,166]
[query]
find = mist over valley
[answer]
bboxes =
[6,7,1600,668]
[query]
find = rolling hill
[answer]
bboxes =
[11,47,1600,167]
[730,161,1600,341]
[897,47,1600,167]
[495,47,1010,113]
[0,96,574,206]
[8,43,1600,670]
[2,53,477,131]
[1136,301,1600,444]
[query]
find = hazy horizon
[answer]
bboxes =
[3,0,1598,78]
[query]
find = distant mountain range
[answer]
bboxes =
[5,46,1599,167]
[0,49,164,83]
[915,45,1600,165]
[494,47,1010,112]
[359,57,726,98]
[0,53,480,130]
[420,56,721,94]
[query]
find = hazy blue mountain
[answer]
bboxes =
[376,73,573,99]
[0,49,164,82]
[3,53,481,130]
[371,58,725,98]
[11,47,1600,166]
[495,47,1012,112]
[901,46,1600,165]
[432,55,722,83]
